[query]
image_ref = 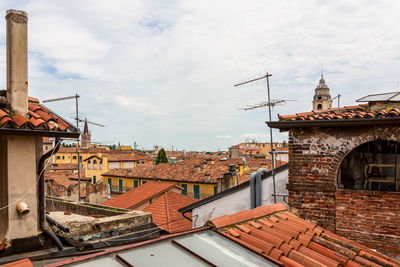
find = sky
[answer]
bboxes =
[0,1,400,151]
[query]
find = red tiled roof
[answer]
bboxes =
[143,191,197,233]
[106,153,152,162]
[43,137,53,144]
[49,163,78,171]
[278,104,400,122]
[103,163,227,183]
[101,182,176,209]
[0,97,74,132]
[209,204,400,267]
[57,147,110,153]
[0,258,33,267]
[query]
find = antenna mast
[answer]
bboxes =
[235,72,277,203]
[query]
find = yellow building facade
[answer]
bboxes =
[103,175,218,200]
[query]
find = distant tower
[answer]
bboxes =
[81,118,91,148]
[313,74,332,111]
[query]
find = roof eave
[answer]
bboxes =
[0,127,80,138]
[267,117,400,130]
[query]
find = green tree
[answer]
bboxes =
[155,148,168,165]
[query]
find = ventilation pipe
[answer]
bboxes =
[250,168,268,209]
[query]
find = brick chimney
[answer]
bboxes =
[6,10,28,116]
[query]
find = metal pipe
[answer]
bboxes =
[255,168,268,207]
[38,137,64,251]
[250,173,256,209]
[46,215,70,233]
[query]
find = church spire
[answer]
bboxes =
[84,118,89,134]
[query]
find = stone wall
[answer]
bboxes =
[336,189,400,257]
[46,196,128,217]
[287,124,400,243]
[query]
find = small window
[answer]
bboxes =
[93,176,96,184]
[317,96,322,100]
[142,180,147,185]
[62,156,65,160]
[56,156,60,160]
[118,179,123,192]
[73,156,77,160]
[99,161,103,170]
[181,184,187,195]
[134,180,139,188]
[214,186,217,195]
[193,185,200,199]
[93,160,97,170]
[79,156,82,160]
[87,161,91,169]
[45,145,48,150]
[317,104,322,110]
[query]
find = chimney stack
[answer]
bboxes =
[6,10,28,116]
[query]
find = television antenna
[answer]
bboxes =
[43,94,104,202]
[234,72,295,204]
[332,94,341,108]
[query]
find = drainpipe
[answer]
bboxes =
[255,168,268,208]
[38,137,64,251]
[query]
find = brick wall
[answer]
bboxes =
[336,189,400,257]
[287,124,400,237]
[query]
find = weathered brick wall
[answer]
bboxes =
[336,189,400,257]
[287,124,400,233]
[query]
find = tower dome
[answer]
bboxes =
[313,74,332,111]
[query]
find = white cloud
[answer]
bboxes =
[214,135,233,139]
[0,0,398,150]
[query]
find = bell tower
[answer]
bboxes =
[313,74,332,111]
[81,118,91,148]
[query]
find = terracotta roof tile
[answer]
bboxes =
[0,98,76,133]
[279,104,400,122]
[106,153,152,162]
[143,191,197,233]
[103,163,228,183]
[209,204,400,267]
[101,182,177,209]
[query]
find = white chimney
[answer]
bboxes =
[6,9,28,116]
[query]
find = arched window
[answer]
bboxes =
[87,161,91,169]
[317,104,322,110]
[99,160,103,170]
[93,160,97,170]
[338,140,400,191]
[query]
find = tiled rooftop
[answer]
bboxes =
[49,163,78,171]
[0,97,73,132]
[210,204,400,267]
[57,146,110,153]
[278,104,400,122]
[143,191,197,233]
[106,153,152,162]
[102,182,177,209]
[103,163,228,183]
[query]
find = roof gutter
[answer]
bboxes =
[267,117,400,130]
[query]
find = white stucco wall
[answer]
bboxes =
[122,161,134,169]
[108,162,120,169]
[192,168,288,228]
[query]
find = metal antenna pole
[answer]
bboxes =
[235,72,281,204]
[75,94,81,202]
[266,73,277,204]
